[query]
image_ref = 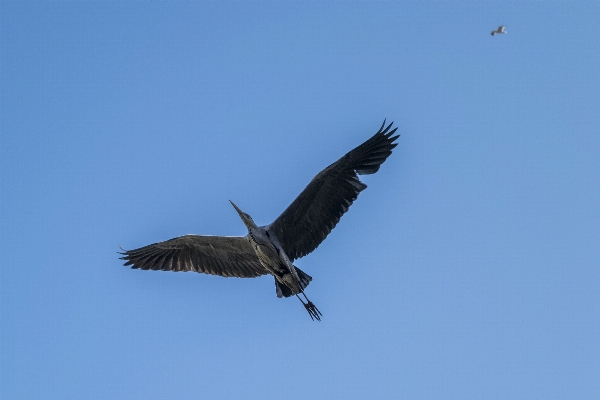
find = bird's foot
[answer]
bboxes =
[304,301,322,321]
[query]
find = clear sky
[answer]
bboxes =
[1,2,599,399]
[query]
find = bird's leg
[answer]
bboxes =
[296,294,321,321]
[300,291,322,321]
[295,295,314,321]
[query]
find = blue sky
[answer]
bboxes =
[1,2,599,399]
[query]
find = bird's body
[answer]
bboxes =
[239,211,310,299]
[120,120,400,320]
[491,25,507,36]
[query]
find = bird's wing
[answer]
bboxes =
[120,235,268,278]
[499,26,505,32]
[268,120,399,261]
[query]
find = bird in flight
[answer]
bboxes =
[491,25,507,36]
[120,120,400,321]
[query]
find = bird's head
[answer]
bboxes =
[229,200,258,230]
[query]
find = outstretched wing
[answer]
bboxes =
[267,120,399,261]
[120,235,268,278]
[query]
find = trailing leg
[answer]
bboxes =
[296,294,321,321]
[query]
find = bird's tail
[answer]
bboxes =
[274,267,312,298]
[295,266,312,291]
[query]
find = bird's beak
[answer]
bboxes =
[230,200,255,229]
[229,200,244,218]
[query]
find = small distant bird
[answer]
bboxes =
[491,26,507,36]
[120,121,400,321]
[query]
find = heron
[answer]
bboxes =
[491,25,507,36]
[120,120,400,321]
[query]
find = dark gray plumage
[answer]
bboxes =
[268,122,399,261]
[120,120,400,320]
[121,236,267,277]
